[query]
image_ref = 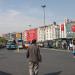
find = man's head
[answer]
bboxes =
[32,39,36,44]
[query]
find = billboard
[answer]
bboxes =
[16,33,22,40]
[26,28,37,42]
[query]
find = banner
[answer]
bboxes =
[61,24,64,31]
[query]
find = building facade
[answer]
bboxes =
[22,30,27,41]
[59,19,75,39]
[23,28,37,42]
[59,23,67,38]
[37,24,60,42]
[3,32,16,40]
[37,26,46,42]
[66,21,75,38]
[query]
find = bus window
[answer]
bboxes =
[17,39,23,49]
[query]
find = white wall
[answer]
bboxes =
[37,27,45,42]
[37,24,60,42]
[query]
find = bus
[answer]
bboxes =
[17,39,23,49]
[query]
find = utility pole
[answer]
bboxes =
[41,5,46,26]
[41,5,46,41]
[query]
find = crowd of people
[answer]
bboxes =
[61,39,75,58]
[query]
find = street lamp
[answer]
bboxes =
[41,5,46,41]
[41,5,46,26]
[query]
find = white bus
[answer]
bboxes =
[17,39,23,49]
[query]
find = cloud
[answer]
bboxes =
[7,10,20,17]
[0,10,21,24]
[0,8,62,34]
[0,9,43,34]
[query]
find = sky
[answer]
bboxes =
[0,0,75,34]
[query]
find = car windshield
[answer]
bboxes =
[7,41,16,45]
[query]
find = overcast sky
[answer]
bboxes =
[0,0,75,34]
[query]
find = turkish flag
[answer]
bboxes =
[71,25,75,32]
[61,24,64,31]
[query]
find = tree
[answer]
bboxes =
[0,37,7,44]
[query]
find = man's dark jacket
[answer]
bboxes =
[26,44,41,63]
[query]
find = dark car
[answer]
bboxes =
[0,43,5,48]
[6,40,17,50]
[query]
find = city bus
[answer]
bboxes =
[17,39,23,49]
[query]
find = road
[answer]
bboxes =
[0,48,75,75]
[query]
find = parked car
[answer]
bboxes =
[6,40,17,50]
[0,43,5,48]
[17,39,24,49]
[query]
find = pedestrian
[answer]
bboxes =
[63,43,67,49]
[72,39,75,58]
[69,42,73,51]
[26,39,42,75]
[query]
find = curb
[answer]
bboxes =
[41,48,71,52]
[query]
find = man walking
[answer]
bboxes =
[26,39,42,75]
[72,39,75,58]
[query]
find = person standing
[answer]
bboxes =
[72,39,75,58]
[69,42,73,51]
[26,39,42,75]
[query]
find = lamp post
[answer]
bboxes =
[41,5,46,41]
[41,5,46,26]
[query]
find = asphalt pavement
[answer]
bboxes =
[0,48,75,75]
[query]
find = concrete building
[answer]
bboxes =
[58,19,75,49]
[37,26,45,42]
[3,32,16,40]
[37,23,60,42]
[59,23,67,38]
[65,20,75,39]
[22,28,37,42]
[22,30,27,41]
[59,19,75,39]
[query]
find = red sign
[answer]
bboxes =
[71,25,75,32]
[61,24,64,31]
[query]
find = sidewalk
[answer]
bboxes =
[41,47,71,52]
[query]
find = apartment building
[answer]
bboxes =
[37,23,60,42]
[22,28,37,42]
